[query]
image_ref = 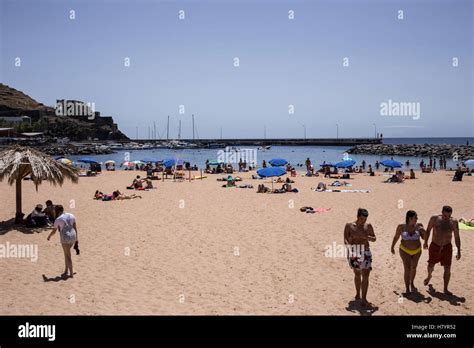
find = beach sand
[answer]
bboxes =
[0,170,472,315]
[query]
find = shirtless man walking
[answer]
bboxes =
[423,206,461,294]
[344,208,377,306]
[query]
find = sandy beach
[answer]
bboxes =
[0,169,472,315]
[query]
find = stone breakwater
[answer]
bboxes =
[40,144,114,156]
[347,144,474,161]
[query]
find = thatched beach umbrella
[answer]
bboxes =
[0,145,80,223]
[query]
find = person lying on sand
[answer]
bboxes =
[281,183,298,193]
[423,206,461,295]
[391,210,426,294]
[257,184,270,193]
[112,190,142,200]
[459,218,474,227]
[344,208,376,307]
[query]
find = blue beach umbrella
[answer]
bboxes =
[380,159,402,168]
[163,158,185,168]
[268,158,288,167]
[77,157,98,164]
[335,160,356,169]
[464,159,474,168]
[257,167,286,178]
[208,160,223,166]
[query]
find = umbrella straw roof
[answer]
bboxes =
[0,145,80,190]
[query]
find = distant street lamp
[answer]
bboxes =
[373,123,377,138]
[336,124,339,139]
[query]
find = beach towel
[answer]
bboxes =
[315,208,331,213]
[312,188,370,193]
[459,222,474,230]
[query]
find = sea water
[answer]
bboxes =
[68,137,474,170]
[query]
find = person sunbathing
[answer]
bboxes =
[144,179,154,189]
[282,183,298,192]
[257,184,270,193]
[316,182,327,192]
[112,190,142,200]
[133,176,144,189]
[94,190,104,200]
[460,218,474,227]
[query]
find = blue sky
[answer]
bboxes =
[1,0,472,139]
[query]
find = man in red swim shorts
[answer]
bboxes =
[423,206,461,295]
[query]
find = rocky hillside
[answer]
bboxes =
[0,83,128,141]
[0,83,53,114]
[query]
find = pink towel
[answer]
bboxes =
[315,208,331,213]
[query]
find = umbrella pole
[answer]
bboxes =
[15,177,23,224]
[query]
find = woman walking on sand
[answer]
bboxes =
[391,210,426,294]
[47,205,78,278]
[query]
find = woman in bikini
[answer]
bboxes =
[391,210,426,294]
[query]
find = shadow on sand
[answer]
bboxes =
[427,285,466,306]
[393,290,432,304]
[345,300,379,316]
[42,273,75,282]
[0,218,51,236]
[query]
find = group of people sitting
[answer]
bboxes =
[384,169,416,183]
[256,178,298,193]
[94,190,142,201]
[126,175,154,190]
[26,200,56,227]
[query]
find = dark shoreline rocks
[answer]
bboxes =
[347,144,474,161]
[40,144,115,156]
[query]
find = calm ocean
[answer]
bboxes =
[68,137,474,170]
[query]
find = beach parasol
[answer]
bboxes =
[120,161,134,168]
[335,160,356,168]
[0,145,80,223]
[380,159,402,168]
[58,158,73,165]
[269,158,288,167]
[163,159,185,168]
[208,160,223,166]
[78,157,98,164]
[464,159,474,169]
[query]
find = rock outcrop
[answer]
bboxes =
[347,143,474,161]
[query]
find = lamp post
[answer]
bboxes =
[373,123,377,138]
[303,124,306,139]
[336,124,339,139]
